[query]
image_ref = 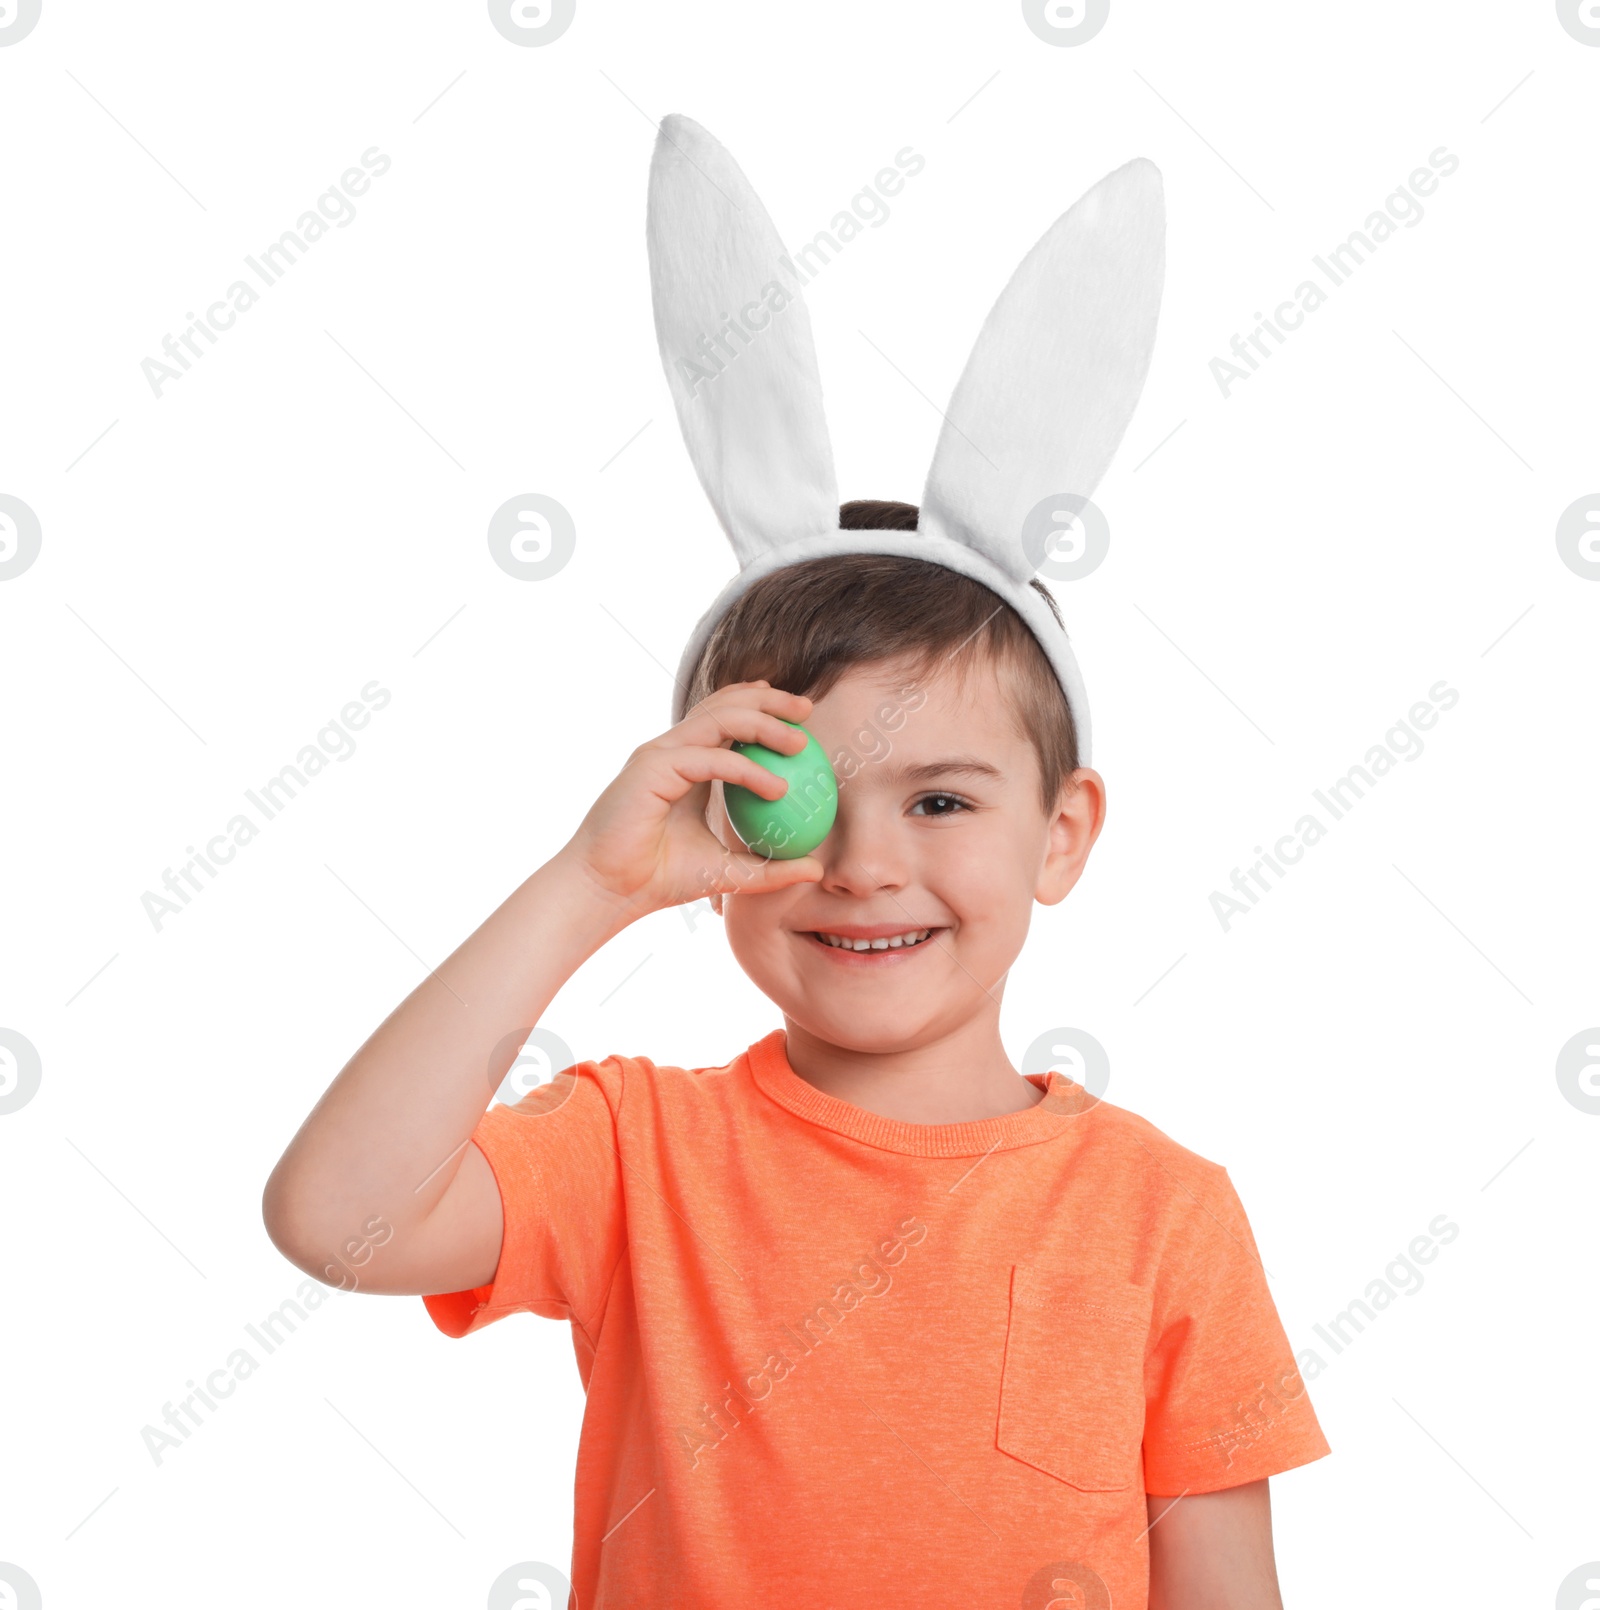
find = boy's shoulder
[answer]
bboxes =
[534,1042,743,1112]
[1076,1088,1230,1178]
[1062,1087,1243,1226]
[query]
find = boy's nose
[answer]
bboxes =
[814,803,909,896]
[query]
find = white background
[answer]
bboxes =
[2,1,1596,1605]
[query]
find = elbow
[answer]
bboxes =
[260,1160,323,1278]
[260,1161,393,1292]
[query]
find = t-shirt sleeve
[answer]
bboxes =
[1142,1163,1331,1494]
[421,1056,627,1346]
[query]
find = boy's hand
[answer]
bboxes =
[559,681,825,921]
[262,681,824,1301]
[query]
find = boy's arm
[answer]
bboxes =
[260,682,821,1298]
[261,854,632,1295]
[1146,1479,1284,1610]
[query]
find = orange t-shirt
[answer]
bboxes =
[424,1029,1330,1607]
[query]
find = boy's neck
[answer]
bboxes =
[780,1018,1048,1126]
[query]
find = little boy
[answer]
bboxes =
[263,500,1329,1608]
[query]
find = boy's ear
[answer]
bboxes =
[1036,767,1106,906]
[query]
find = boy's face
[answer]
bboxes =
[706,654,1105,1054]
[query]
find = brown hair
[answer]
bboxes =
[684,499,1080,815]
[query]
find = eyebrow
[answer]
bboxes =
[874,756,1006,785]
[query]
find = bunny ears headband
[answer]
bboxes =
[646,113,1166,766]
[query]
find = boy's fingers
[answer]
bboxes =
[670,706,808,757]
[685,847,817,900]
[642,744,790,801]
[720,853,823,893]
[681,682,811,731]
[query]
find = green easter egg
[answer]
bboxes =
[724,720,838,860]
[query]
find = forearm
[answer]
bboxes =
[262,850,631,1262]
[1146,1480,1284,1610]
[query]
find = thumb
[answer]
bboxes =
[720,851,824,897]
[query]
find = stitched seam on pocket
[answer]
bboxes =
[1010,1294,1148,1321]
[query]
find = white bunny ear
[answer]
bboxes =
[646,114,839,568]
[918,158,1165,580]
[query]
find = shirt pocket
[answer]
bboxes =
[996,1264,1152,1492]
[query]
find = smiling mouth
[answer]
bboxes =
[803,928,944,955]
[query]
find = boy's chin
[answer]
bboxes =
[778,997,950,1054]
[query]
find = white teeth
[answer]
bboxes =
[816,929,931,951]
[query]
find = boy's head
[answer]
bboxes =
[693,500,1105,1054]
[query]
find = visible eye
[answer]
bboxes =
[910,791,974,818]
